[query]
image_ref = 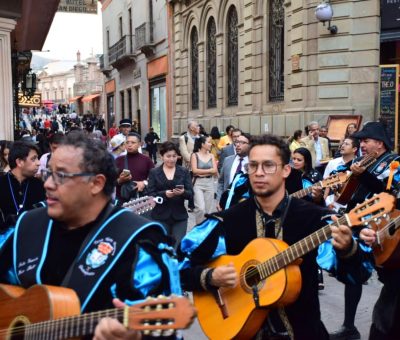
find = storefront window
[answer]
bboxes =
[150,84,167,141]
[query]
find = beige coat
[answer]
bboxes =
[300,136,330,167]
[179,133,195,167]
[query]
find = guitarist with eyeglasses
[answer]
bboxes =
[178,134,371,340]
[0,132,183,340]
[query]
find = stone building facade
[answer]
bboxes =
[169,0,380,137]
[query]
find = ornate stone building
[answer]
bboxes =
[169,0,380,137]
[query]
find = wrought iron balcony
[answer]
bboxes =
[135,22,155,57]
[108,35,136,70]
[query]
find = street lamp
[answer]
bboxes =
[315,1,338,34]
[21,69,37,98]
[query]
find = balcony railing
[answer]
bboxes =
[135,22,155,56]
[108,35,135,68]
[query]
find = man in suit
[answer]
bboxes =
[217,133,251,204]
[300,121,330,171]
[179,120,200,168]
[218,128,242,172]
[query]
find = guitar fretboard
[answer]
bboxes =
[20,308,124,339]
[256,215,348,280]
[290,182,320,199]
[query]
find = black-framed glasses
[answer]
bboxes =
[245,161,283,174]
[234,140,249,145]
[41,169,96,185]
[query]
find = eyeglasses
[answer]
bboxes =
[41,169,96,185]
[234,140,249,145]
[245,161,283,174]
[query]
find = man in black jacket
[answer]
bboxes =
[144,127,160,164]
[0,141,45,231]
[179,134,366,340]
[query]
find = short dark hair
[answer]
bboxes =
[48,132,65,145]
[210,126,220,139]
[159,141,179,156]
[127,132,141,141]
[225,125,235,134]
[293,130,302,140]
[249,134,291,165]
[232,128,242,135]
[345,136,360,152]
[59,131,117,197]
[8,141,40,170]
[240,132,252,142]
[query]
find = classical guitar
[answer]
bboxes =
[368,209,400,269]
[335,152,378,205]
[193,192,395,340]
[290,172,349,199]
[0,284,196,339]
[122,195,163,215]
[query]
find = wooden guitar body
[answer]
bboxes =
[0,284,80,340]
[193,238,302,340]
[335,176,359,205]
[370,209,400,269]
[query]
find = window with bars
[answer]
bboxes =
[227,6,238,106]
[207,17,217,108]
[191,27,199,110]
[269,0,285,102]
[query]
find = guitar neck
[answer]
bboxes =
[258,215,348,280]
[290,181,320,199]
[23,308,124,339]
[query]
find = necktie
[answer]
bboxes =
[235,157,243,175]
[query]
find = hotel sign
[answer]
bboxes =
[18,92,41,107]
[58,0,97,14]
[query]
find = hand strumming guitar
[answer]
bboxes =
[210,263,238,288]
[350,161,366,176]
[359,228,376,247]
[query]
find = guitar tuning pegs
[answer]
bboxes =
[156,304,163,311]
[162,329,175,337]
[143,330,151,336]
[157,295,166,299]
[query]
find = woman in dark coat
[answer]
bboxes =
[147,141,193,247]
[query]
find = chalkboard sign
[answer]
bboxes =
[379,65,399,152]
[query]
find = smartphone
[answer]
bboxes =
[175,184,184,189]
[122,169,131,176]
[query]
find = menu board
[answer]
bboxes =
[379,65,399,152]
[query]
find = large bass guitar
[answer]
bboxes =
[0,284,196,339]
[193,192,395,340]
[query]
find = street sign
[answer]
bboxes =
[58,0,97,14]
[18,92,41,107]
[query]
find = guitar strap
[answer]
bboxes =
[12,205,167,312]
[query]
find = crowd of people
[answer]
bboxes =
[0,115,398,340]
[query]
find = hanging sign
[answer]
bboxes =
[18,92,42,107]
[58,0,97,14]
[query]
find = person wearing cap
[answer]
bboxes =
[109,134,126,159]
[119,118,132,137]
[329,121,400,340]
[144,127,160,164]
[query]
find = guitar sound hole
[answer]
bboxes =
[9,321,25,340]
[389,224,396,236]
[244,265,261,288]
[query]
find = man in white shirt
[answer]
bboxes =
[323,136,359,212]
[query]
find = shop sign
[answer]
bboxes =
[381,0,400,30]
[18,92,41,107]
[58,0,97,14]
[379,64,399,152]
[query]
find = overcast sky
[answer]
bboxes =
[34,3,103,61]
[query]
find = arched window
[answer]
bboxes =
[269,0,284,101]
[227,6,238,106]
[191,27,199,110]
[207,17,217,108]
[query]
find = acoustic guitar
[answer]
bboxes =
[368,209,400,269]
[290,172,349,199]
[193,192,395,340]
[335,152,378,205]
[0,284,196,339]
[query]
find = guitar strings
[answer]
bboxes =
[0,305,179,337]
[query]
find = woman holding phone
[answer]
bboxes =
[190,135,218,224]
[147,141,193,247]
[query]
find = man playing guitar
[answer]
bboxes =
[178,134,367,339]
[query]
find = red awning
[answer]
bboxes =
[68,95,82,102]
[81,93,101,103]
